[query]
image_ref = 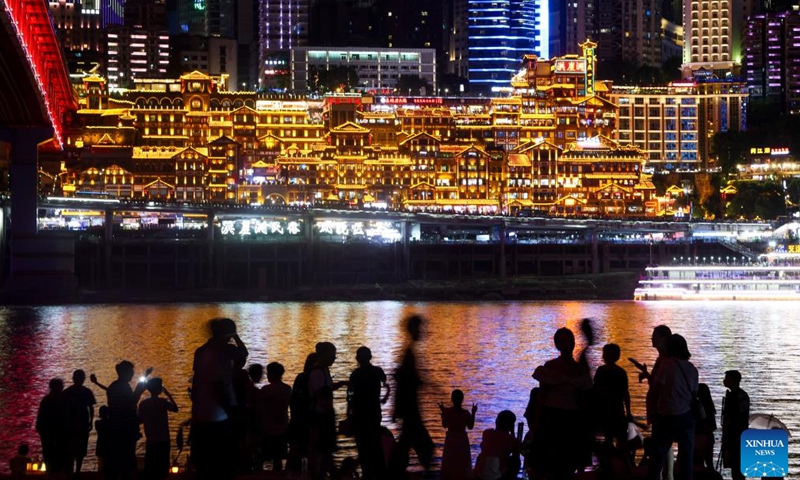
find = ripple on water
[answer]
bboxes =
[0,301,797,478]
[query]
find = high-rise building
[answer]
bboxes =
[172,36,239,88]
[124,0,168,29]
[237,0,260,90]
[258,0,309,88]
[596,0,661,67]
[565,0,595,56]
[102,0,125,26]
[176,0,206,34]
[49,0,105,72]
[207,0,236,38]
[447,0,469,79]
[106,0,170,88]
[383,0,449,88]
[107,29,170,89]
[682,0,736,75]
[468,0,544,93]
[290,47,436,93]
[745,10,800,114]
[611,81,747,169]
[662,19,684,63]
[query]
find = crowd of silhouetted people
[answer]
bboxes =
[22,315,759,480]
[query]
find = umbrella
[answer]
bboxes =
[748,414,791,436]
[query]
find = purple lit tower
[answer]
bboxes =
[745,10,800,114]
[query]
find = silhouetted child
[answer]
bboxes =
[474,410,520,480]
[593,344,632,454]
[9,444,30,478]
[439,389,476,480]
[138,378,178,479]
[260,362,292,472]
[95,405,110,473]
[336,456,361,480]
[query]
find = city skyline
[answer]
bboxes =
[44,0,800,93]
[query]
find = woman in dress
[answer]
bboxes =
[439,389,477,480]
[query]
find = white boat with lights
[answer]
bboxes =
[634,263,800,300]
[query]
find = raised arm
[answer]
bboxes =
[163,386,179,413]
[89,374,108,391]
[232,333,248,360]
[467,403,477,430]
[132,367,154,401]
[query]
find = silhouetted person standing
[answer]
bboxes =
[64,369,96,476]
[36,378,70,476]
[287,352,318,471]
[348,346,390,480]
[105,361,151,480]
[593,344,632,454]
[260,362,292,472]
[191,318,248,480]
[694,383,716,471]
[721,370,749,480]
[439,389,476,480]
[631,324,674,480]
[390,315,434,478]
[308,342,346,478]
[647,334,698,480]
[138,378,178,479]
[533,327,593,480]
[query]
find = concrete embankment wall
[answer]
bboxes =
[65,239,731,295]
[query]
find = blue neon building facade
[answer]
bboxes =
[468,0,545,93]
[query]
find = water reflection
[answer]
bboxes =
[0,301,797,478]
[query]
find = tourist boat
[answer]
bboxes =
[634,264,800,300]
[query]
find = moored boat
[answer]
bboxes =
[634,263,800,300]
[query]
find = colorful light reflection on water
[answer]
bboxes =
[0,301,797,478]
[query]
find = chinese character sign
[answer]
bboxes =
[314,220,402,242]
[219,219,303,238]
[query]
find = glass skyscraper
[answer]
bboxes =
[468,0,545,92]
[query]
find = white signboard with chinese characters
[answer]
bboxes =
[314,220,402,242]
[220,219,303,238]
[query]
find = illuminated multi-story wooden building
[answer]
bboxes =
[62,44,661,216]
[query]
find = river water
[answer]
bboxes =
[0,301,797,478]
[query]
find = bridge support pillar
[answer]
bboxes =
[498,221,507,279]
[207,212,215,287]
[1,127,77,301]
[104,209,114,286]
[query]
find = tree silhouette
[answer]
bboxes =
[308,65,358,93]
[396,75,432,96]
